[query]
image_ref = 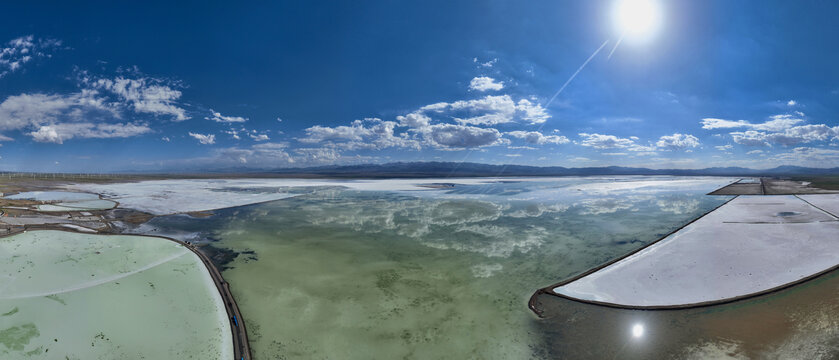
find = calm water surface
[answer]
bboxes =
[140,176,744,359]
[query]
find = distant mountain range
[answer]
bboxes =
[187,162,839,178]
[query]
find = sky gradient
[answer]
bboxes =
[2,0,839,172]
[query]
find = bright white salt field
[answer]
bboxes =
[0,230,231,359]
[554,195,839,307]
[130,176,738,359]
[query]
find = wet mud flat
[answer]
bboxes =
[710,178,839,195]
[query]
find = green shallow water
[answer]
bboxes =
[142,176,734,359]
[0,231,231,359]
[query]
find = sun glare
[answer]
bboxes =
[632,323,645,338]
[613,0,662,43]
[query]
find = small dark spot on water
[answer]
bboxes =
[776,211,799,217]
[615,238,643,245]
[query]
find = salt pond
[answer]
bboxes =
[133,176,737,359]
[4,191,116,212]
[0,231,231,359]
[553,195,839,307]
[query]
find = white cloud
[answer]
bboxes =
[578,133,637,149]
[473,57,497,68]
[469,76,504,92]
[89,76,189,121]
[189,132,215,145]
[704,113,839,147]
[250,133,269,141]
[0,91,114,131]
[506,130,569,145]
[0,91,145,142]
[701,115,804,132]
[206,109,247,123]
[0,35,61,78]
[428,124,506,149]
[731,125,839,147]
[746,150,763,155]
[715,144,733,151]
[656,133,700,150]
[396,112,431,128]
[422,95,549,125]
[787,100,797,106]
[770,147,839,167]
[29,122,151,144]
[300,118,420,150]
[216,142,293,164]
[730,130,770,147]
[224,129,241,140]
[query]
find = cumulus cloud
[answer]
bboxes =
[506,130,569,145]
[396,112,431,128]
[0,91,111,131]
[656,133,700,150]
[87,76,189,121]
[730,125,839,147]
[469,76,504,92]
[419,95,550,125]
[0,91,132,141]
[29,122,151,144]
[291,90,553,161]
[715,144,733,151]
[300,118,420,150]
[250,133,269,141]
[206,109,247,123]
[189,132,215,144]
[427,124,506,149]
[703,113,839,147]
[578,133,637,149]
[787,100,797,106]
[0,35,61,78]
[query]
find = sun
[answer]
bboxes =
[613,0,662,43]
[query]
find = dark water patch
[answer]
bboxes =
[197,244,242,271]
[532,268,839,358]
[776,211,800,217]
[0,323,39,352]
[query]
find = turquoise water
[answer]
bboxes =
[139,176,733,359]
[0,231,231,359]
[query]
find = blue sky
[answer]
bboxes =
[1,0,839,172]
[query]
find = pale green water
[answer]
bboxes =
[141,176,734,359]
[0,231,231,359]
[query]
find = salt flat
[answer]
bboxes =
[553,195,839,307]
[67,176,731,215]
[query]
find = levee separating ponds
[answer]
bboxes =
[532,179,839,313]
